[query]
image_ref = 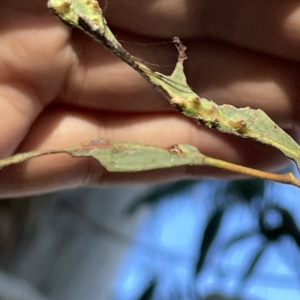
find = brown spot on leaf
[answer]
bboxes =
[229,120,247,134]
[168,145,184,156]
[173,37,187,63]
[80,138,112,151]
[89,0,100,10]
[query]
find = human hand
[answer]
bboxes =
[1,0,299,196]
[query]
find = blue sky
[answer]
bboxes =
[113,177,300,300]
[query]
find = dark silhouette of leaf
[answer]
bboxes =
[259,205,300,247]
[225,179,265,203]
[221,231,258,253]
[195,208,225,276]
[137,278,157,300]
[242,244,267,283]
[126,180,199,215]
[3,139,295,187]
[204,294,240,300]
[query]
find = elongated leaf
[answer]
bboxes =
[67,140,205,172]
[242,244,267,283]
[1,138,300,188]
[0,139,203,171]
[221,231,258,254]
[137,279,157,300]
[195,208,224,276]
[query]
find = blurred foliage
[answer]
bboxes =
[0,198,31,265]
[133,178,300,299]
[223,204,300,287]
[137,278,157,300]
[224,178,265,202]
[195,208,225,275]
[126,180,199,215]
[204,294,240,300]
[1,178,298,300]
[259,205,300,246]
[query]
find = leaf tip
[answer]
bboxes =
[173,37,187,63]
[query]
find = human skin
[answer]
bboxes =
[1,0,300,196]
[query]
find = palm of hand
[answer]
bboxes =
[1,0,300,195]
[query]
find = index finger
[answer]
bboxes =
[103,0,300,62]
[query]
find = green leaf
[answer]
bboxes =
[48,0,300,172]
[47,0,117,44]
[66,140,205,172]
[1,138,300,188]
[149,45,300,169]
[0,140,203,171]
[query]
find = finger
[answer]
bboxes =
[0,85,39,158]
[103,0,300,62]
[0,105,288,197]
[202,0,300,62]
[0,6,72,157]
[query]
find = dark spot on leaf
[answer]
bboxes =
[168,145,183,156]
[192,97,200,104]
[207,119,221,130]
[173,37,187,62]
[173,103,186,113]
[80,138,112,151]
